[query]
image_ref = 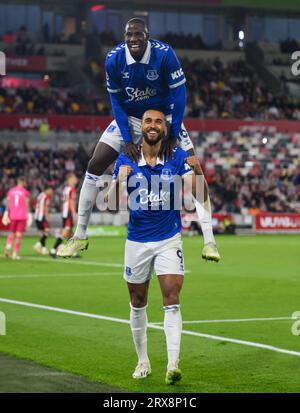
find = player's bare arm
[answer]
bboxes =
[185,155,208,200]
[105,165,133,206]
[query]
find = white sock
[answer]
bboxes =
[74,172,101,239]
[130,303,149,364]
[163,304,182,370]
[194,195,216,245]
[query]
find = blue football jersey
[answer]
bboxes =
[112,147,193,242]
[105,39,186,119]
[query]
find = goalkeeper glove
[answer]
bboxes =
[1,211,10,226]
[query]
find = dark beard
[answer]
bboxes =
[142,130,165,146]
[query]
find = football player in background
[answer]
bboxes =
[50,174,78,258]
[33,186,54,255]
[2,177,32,260]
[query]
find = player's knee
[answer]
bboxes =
[163,291,180,306]
[87,153,107,176]
[130,293,147,308]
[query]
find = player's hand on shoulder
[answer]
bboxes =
[124,142,141,162]
[118,165,133,182]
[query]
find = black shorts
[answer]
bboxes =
[35,219,49,231]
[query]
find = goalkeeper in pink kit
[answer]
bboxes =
[2,177,32,260]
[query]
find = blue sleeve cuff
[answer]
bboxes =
[169,84,186,138]
[109,93,132,142]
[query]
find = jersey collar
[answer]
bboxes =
[138,149,164,167]
[125,40,151,65]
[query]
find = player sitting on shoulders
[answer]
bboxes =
[58,18,220,263]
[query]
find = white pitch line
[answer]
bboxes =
[21,256,124,268]
[151,316,295,325]
[0,297,300,358]
[0,272,120,280]
[3,256,191,273]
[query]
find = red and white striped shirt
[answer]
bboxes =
[62,185,76,218]
[34,192,50,221]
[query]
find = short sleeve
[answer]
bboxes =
[105,56,122,94]
[165,47,186,90]
[177,149,193,177]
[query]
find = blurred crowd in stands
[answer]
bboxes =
[0,130,299,214]
[159,32,210,50]
[1,57,300,120]
[0,144,89,212]
[197,130,300,214]
[0,87,110,116]
[184,58,300,120]
[1,25,82,55]
[97,30,119,46]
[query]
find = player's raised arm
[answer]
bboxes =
[165,46,187,140]
[105,57,140,162]
[184,156,208,201]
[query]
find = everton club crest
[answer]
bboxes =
[146,70,159,81]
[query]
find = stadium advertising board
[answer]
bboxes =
[1,115,300,133]
[255,213,300,232]
[6,56,46,72]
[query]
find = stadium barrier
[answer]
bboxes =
[254,213,300,233]
[1,115,300,133]
[2,213,300,235]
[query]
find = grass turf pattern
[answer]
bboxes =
[0,234,299,393]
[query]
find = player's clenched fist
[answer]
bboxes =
[118,165,133,182]
[185,156,203,175]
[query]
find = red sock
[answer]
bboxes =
[13,235,23,254]
[6,233,14,250]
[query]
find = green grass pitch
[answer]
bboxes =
[0,234,300,393]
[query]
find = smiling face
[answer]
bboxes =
[124,21,149,59]
[141,110,167,146]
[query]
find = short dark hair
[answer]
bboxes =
[142,109,166,121]
[125,18,149,34]
[17,176,26,184]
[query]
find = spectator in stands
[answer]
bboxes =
[16,25,33,55]
[0,137,299,215]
